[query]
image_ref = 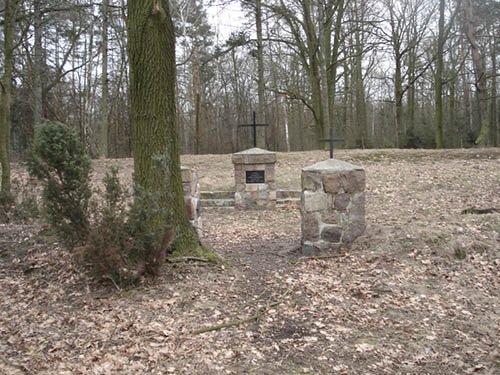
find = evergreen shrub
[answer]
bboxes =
[26,121,92,247]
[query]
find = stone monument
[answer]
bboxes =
[301,159,366,254]
[301,128,365,254]
[232,148,277,210]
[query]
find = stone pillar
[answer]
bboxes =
[232,148,277,210]
[301,159,366,255]
[181,167,202,238]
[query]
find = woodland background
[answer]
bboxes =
[1,0,499,161]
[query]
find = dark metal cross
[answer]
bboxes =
[239,111,269,148]
[320,127,344,159]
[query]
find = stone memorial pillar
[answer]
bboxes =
[232,148,277,210]
[301,159,366,255]
[181,167,202,238]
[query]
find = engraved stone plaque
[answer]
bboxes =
[246,170,265,183]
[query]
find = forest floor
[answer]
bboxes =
[1,148,500,374]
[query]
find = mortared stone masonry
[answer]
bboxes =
[301,159,366,255]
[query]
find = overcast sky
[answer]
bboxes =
[206,2,247,42]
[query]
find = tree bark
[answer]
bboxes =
[434,0,445,149]
[255,0,266,149]
[99,0,110,158]
[490,31,498,147]
[464,0,489,146]
[126,0,200,255]
[0,0,17,197]
[33,0,43,130]
[193,45,202,154]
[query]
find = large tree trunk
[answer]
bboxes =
[434,0,445,149]
[255,0,267,149]
[127,0,200,256]
[193,46,202,154]
[461,37,472,146]
[33,0,43,130]
[464,0,489,146]
[394,57,403,148]
[325,0,344,133]
[490,32,498,147]
[0,0,17,197]
[99,0,110,158]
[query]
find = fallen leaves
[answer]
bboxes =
[1,149,499,374]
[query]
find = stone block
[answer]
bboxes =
[232,148,277,164]
[234,192,244,204]
[322,174,342,194]
[234,170,245,184]
[321,225,342,243]
[302,171,322,191]
[246,183,267,192]
[235,183,245,192]
[181,167,194,183]
[258,190,269,200]
[302,191,328,212]
[334,193,350,211]
[301,212,320,241]
[341,170,366,193]
[265,165,275,182]
[252,164,266,170]
[321,211,342,225]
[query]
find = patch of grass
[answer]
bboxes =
[422,233,445,245]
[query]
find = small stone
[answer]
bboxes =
[341,170,365,193]
[269,190,277,200]
[321,226,342,242]
[301,212,320,241]
[234,192,244,204]
[181,167,193,183]
[302,191,328,212]
[334,193,350,210]
[321,212,342,225]
[302,171,322,191]
[234,170,245,184]
[258,190,269,200]
[322,174,342,194]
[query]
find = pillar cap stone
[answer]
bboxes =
[232,148,277,164]
[302,159,363,173]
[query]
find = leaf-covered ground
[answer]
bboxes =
[1,149,499,374]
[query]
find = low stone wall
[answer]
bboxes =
[232,148,277,210]
[181,167,202,238]
[301,159,366,254]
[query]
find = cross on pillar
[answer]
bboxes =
[319,127,344,159]
[239,111,269,148]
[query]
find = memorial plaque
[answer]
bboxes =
[246,170,265,183]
